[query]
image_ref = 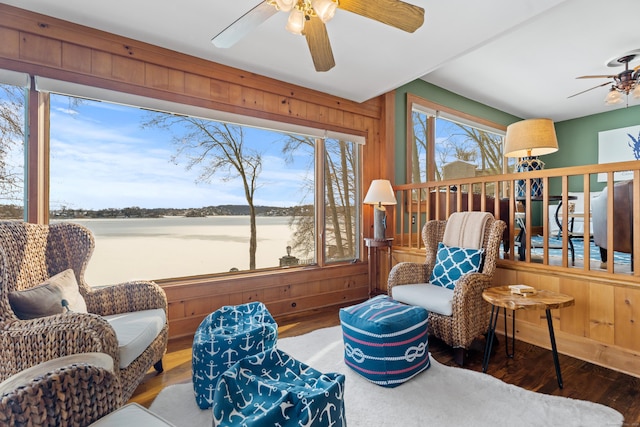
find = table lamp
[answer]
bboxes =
[363,179,397,240]
[504,118,559,198]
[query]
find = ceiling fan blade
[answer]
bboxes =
[576,74,616,79]
[567,81,612,99]
[338,0,425,33]
[212,2,277,48]
[304,16,335,72]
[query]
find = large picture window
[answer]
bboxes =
[408,95,509,194]
[0,73,27,219]
[45,87,360,285]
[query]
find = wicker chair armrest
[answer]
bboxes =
[387,262,431,293]
[0,313,120,381]
[0,354,122,426]
[83,280,168,316]
[451,272,492,321]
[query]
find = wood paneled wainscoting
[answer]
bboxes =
[159,263,369,339]
[389,240,640,379]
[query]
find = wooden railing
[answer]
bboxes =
[392,160,640,278]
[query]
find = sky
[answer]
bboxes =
[48,94,315,210]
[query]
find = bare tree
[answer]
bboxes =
[411,111,427,183]
[0,84,25,206]
[142,115,262,270]
[282,136,356,261]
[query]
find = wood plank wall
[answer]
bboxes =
[0,4,385,338]
[389,248,640,379]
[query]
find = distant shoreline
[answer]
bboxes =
[50,204,304,220]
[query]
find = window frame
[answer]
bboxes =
[36,77,363,280]
[406,94,508,184]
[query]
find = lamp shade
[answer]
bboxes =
[504,118,559,158]
[363,179,397,206]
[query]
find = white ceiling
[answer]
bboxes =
[4,0,640,122]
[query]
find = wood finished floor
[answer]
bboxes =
[129,305,640,424]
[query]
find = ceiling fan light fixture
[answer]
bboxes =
[285,8,305,35]
[604,87,624,105]
[633,84,640,99]
[311,0,337,23]
[274,0,295,12]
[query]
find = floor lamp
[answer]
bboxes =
[364,179,397,240]
[504,118,559,198]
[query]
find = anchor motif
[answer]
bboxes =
[252,402,270,416]
[230,308,242,322]
[235,389,254,409]
[238,367,257,385]
[217,316,226,329]
[247,351,266,366]
[284,367,303,382]
[239,333,254,351]
[206,338,220,356]
[319,402,337,427]
[222,347,239,368]
[205,383,216,404]
[298,398,319,427]
[205,360,218,380]
[260,367,280,381]
[257,380,278,396]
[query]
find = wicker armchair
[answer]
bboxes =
[0,353,122,427]
[0,221,168,402]
[388,215,506,365]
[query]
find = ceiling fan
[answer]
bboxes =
[568,51,640,105]
[211,0,425,72]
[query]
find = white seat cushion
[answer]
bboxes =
[104,309,166,369]
[391,283,454,316]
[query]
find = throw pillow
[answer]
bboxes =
[429,242,484,290]
[8,269,88,320]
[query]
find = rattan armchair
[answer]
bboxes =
[0,353,122,427]
[0,221,168,402]
[388,216,506,365]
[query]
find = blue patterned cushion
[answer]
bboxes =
[339,295,429,387]
[213,348,346,426]
[192,302,277,409]
[429,242,484,290]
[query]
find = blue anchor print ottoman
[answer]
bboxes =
[212,348,346,427]
[192,301,278,409]
[339,294,430,387]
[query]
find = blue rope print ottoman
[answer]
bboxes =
[339,295,430,387]
[192,301,278,409]
[213,348,346,427]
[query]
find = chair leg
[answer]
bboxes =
[154,359,164,373]
[453,348,466,366]
[599,247,608,263]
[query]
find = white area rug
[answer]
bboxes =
[150,326,623,427]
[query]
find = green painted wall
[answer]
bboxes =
[546,104,640,193]
[394,79,640,192]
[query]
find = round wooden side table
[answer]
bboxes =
[481,285,575,388]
